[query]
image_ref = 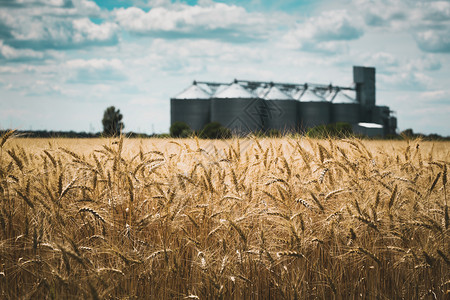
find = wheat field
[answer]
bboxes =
[0,132,448,299]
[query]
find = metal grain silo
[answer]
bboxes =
[263,85,298,132]
[388,116,397,136]
[211,83,264,135]
[298,87,330,131]
[170,82,211,131]
[331,90,361,124]
[371,106,390,124]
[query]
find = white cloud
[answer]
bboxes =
[419,90,450,104]
[72,18,118,44]
[25,80,63,96]
[358,0,409,29]
[4,16,118,49]
[353,0,450,53]
[11,17,118,49]
[132,0,172,8]
[414,29,450,53]
[364,52,399,69]
[418,1,450,22]
[407,55,441,72]
[0,0,116,51]
[66,58,123,69]
[0,41,45,60]
[73,0,101,16]
[378,71,433,90]
[0,65,38,74]
[122,38,272,79]
[0,0,101,15]
[0,0,72,7]
[283,9,364,52]
[65,58,127,83]
[351,52,442,90]
[114,2,280,42]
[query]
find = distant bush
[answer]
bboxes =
[170,122,192,138]
[0,130,101,138]
[266,129,282,137]
[307,122,353,139]
[199,122,232,139]
[399,129,449,141]
[400,129,414,138]
[331,122,353,137]
[306,125,328,139]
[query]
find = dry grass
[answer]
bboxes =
[0,132,449,299]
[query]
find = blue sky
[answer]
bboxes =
[1,0,449,135]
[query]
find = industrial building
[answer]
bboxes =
[171,66,397,137]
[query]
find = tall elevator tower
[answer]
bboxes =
[353,66,375,122]
[354,66,375,107]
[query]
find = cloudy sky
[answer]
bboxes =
[1,0,449,135]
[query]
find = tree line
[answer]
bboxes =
[2,106,448,140]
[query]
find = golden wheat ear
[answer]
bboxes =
[0,129,17,148]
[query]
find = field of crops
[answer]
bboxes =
[0,132,449,299]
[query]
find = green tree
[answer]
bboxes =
[306,124,328,138]
[199,122,232,139]
[102,106,124,137]
[330,122,353,138]
[307,123,353,139]
[170,122,192,138]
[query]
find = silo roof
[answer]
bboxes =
[215,83,255,99]
[254,85,270,98]
[174,84,211,99]
[323,89,337,101]
[291,88,304,100]
[196,83,214,95]
[333,91,357,104]
[299,89,326,102]
[213,84,230,97]
[264,86,293,100]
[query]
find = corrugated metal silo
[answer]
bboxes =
[211,83,264,135]
[388,116,397,135]
[170,83,211,131]
[264,85,298,132]
[298,87,331,131]
[331,90,361,124]
[371,106,390,124]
